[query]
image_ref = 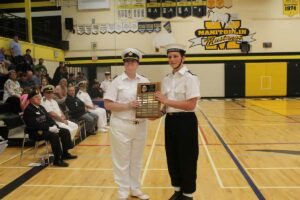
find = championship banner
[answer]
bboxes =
[207,0,232,9]
[177,0,192,18]
[283,0,299,17]
[207,0,215,9]
[118,0,146,20]
[138,21,161,33]
[162,0,177,19]
[75,21,161,34]
[192,0,207,18]
[146,0,161,19]
[163,21,172,33]
[215,0,224,8]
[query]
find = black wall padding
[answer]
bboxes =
[287,61,300,97]
[225,62,245,97]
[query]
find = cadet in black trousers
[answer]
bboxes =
[155,44,200,200]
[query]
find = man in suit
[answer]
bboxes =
[23,89,77,167]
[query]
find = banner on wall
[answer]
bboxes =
[283,0,299,17]
[118,0,146,20]
[177,0,192,18]
[162,0,177,18]
[207,0,232,9]
[75,21,161,35]
[189,11,256,50]
[192,0,207,18]
[146,0,162,19]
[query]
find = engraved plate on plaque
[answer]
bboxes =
[136,82,161,118]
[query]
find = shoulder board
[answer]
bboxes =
[187,70,197,76]
[43,97,46,101]
[113,75,119,80]
[165,73,171,77]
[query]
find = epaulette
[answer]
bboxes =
[113,75,119,80]
[43,97,46,101]
[187,70,197,76]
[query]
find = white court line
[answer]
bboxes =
[21,184,300,190]
[141,117,163,184]
[0,147,33,165]
[22,184,173,189]
[198,127,224,188]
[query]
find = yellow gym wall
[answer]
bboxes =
[246,62,287,97]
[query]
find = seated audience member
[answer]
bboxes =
[75,71,87,84]
[3,70,22,113]
[41,85,78,141]
[40,77,49,91]
[20,87,32,111]
[76,81,108,132]
[23,49,34,72]
[65,86,98,135]
[34,58,47,75]
[54,78,68,103]
[27,70,40,87]
[19,72,30,88]
[23,89,77,167]
[90,79,104,99]
[53,62,68,86]
[67,73,76,87]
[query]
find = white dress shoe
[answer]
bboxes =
[131,190,149,200]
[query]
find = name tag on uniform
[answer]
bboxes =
[36,111,40,115]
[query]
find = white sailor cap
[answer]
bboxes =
[76,80,88,87]
[121,48,142,62]
[41,85,54,93]
[165,43,186,55]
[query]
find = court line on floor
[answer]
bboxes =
[198,107,266,200]
[0,147,33,165]
[21,184,174,189]
[141,117,163,184]
[198,126,224,188]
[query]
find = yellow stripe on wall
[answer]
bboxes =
[246,62,287,97]
[0,1,56,9]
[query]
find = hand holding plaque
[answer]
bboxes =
[136,82,161,118]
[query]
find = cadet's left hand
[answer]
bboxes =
[128,100,140,109]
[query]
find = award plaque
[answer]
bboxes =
[136,82,161,118]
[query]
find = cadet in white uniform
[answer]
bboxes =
[76,81,108,132]
[41,85,79,141]
[155,44,200,200]
[104,48,149,200]
[100,71,112,94]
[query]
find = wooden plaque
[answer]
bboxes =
[136,82,161,118]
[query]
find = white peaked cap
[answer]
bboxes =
[164,43,186,54]
[121,48,143,61]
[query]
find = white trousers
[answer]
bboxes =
[56,120,78,141]
[88,107,107,129]
[110,116,147,198]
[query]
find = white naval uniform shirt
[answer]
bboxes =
[162,65,200,113]
[104,72,149,121]
[76,90,95,108]
[41,98,62,116]
[100,79,111,93]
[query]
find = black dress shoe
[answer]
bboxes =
[53,159,69,167]
[169,191,182,200]
[180,195,193,200]
[62,153,78,160]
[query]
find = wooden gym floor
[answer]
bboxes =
[1,98,300,200]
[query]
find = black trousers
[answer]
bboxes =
[30,128,73,160]
[165,112,199,194]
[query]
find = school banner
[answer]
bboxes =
[192,0,207,18]
[161,0,177,18]
[177,0,192,18]
[146,0,162,19]
[283,0,299,17]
